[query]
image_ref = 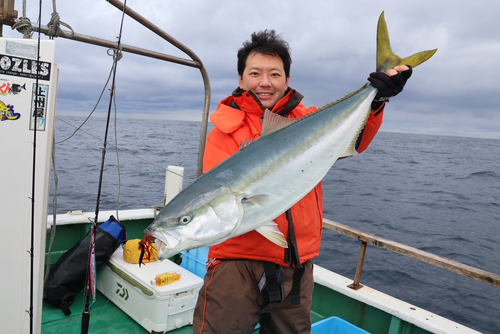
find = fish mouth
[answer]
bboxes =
[145,228,182,259]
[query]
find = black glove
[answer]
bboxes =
[368,66,412,109]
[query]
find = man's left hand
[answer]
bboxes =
[368,65,413,104]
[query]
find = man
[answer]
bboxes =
[193,30,411,334]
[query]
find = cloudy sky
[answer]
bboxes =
[5,0,500,139]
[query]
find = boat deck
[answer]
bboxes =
[41,290,326,334]
[42,290,195,334]
[40,211,480,334]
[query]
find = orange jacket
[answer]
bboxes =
[204,88,384,266]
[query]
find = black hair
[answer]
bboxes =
[237,29,292,78]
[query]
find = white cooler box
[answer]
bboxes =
[96,247,204,334]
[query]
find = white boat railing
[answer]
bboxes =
[323,218,500,290]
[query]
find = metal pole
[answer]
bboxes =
[105,0,211,177]
[30,24,199,67]
[348,241,367,290]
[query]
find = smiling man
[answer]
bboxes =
[238,52,290,110]
[193,30,412,334]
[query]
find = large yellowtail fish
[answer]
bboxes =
[145,12,438,259]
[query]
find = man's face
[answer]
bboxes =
[239,52,290,110]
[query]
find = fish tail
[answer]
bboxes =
[376,11,437,72]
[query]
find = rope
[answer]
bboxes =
[113,87,121,221]
[45,135,59,282]
[12,17,33,39]
[12,0,75,39]
[54,116,193,181]
[55,44,122,146]
[47,0,74,38]
[11,0,32,38]
[46,11,74,39]
[107,46,123,62]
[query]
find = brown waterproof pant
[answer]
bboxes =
[192,260,314,334]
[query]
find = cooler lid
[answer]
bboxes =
[107,247,203,297]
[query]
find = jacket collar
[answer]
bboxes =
[210,87,304,134]
[230,87,303,115]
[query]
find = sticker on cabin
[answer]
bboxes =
[5,41,37,60]
[30,84,49,131]
[0,81,27,96]
[0,100,20,121]
[0,54,51,81]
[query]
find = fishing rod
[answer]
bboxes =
[28,0,44,333]
[80,0,128,333]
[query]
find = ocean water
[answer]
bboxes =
[50,116,500,334]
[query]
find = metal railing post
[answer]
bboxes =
[349,241,367,290]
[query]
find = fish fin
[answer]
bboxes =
[261,109,300,137]
[376,11,437,73]
[239,138,254,150]
[339,148,355,159]
[242,194,270,208]
[256,221,288,248]
[339,108,371,158]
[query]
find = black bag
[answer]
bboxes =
[43,215,126,315]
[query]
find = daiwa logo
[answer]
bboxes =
[115,282,129,301]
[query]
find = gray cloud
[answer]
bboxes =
[5,0,500,138]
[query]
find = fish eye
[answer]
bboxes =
[179,214,192,224]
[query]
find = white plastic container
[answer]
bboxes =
[96,247,203,333]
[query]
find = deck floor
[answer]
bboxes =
[42,290,194,334]
[42,290,325,334]
[41,289,286,334]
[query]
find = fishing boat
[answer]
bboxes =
[1,1,498,333]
